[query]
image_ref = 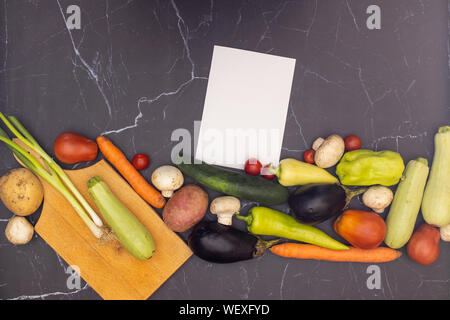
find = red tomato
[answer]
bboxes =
[54,132,98,164]
[261,164,276,180]
[344,135,362,151]
[303,149,315,164]
[132,154,150,170]
[244,158,262,176]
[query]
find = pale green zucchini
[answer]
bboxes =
[385,158,429,249]
[422,126,450,227]
[88,176,155,260]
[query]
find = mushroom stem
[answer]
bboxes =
[162,190,174,198]
[217,212,236,226]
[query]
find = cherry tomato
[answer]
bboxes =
[261,164,276,180]
[132,153,150,170]
[344,135,362,151]
[244,158,262,176]
[303,149,315,164]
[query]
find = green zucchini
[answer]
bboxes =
[385,158,429,249]
[422,126,450,227]
[177,161,289,206]
[88,176,155,260]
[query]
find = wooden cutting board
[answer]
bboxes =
[15,143,192,300]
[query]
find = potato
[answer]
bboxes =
[5,216,34,245]
[0,168,44,216]
[162,184,208,232]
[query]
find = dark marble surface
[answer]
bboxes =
[0,0,449,300]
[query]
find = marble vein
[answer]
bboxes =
[56,0,113,118]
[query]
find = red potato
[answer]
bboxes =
[162,184,208,232]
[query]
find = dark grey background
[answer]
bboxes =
[0,0,449,300]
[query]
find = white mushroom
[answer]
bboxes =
[362,186,394,213]
[312,137,325,151]
[5,216,34,245]
[151,165,184,198]
[440,224,450,242]
[210,196,241,226]
[313,134,345,168]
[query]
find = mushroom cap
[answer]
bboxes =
[362,186,393,211]
[314,134,345,168]
[5,216,34,245]
[210,196,241,214]
[151,165,184,191]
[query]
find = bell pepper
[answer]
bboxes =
[336,149,405,186]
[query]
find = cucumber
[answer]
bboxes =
[384,158,429,249]
[177,161,289,206]
[422,126,450,227]
[88,177,155,260]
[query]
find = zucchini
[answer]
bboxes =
[385,158,429,249]
[177,161,289,206]
[88,177,155,260]
[422,126,450,227]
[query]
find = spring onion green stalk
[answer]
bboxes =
[0,113,105,238]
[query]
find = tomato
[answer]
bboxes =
[132,154,150,170]
[303,149,315,164]
[344,135,362,151]
[261,164,276,180]
[244,158,262,176]
[54,132,98,164]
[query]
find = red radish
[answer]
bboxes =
[303,149,315,164]
[132,154,150,170]
[244,158,262,176]
[344,135,362,151]
[261,164,275,180]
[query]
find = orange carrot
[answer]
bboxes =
[270,243,401,263]
[96,136,166,209]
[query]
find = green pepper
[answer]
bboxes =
[336,149,405,186]
[236,207,348,250]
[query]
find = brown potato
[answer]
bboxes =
[0,168,44,216]
[162,184,208,232]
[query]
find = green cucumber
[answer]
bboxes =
[177,161,289,206]
[422,126,450,226]
[384,158,429,249]
[88,176,155,260]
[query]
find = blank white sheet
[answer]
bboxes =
[195,46,296,169]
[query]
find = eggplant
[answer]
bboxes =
[288,184,366,225]
[188,221,278,263]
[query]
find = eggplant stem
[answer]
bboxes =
[254,238,281,258]
[342,185,367,207]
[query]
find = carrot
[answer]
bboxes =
[96,136,166,209]
[270,243,401,263]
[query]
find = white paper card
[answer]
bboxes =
[195,46,296,169]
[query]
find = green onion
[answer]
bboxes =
[0,113,105,238]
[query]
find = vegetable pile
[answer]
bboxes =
[0,112,448,272]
